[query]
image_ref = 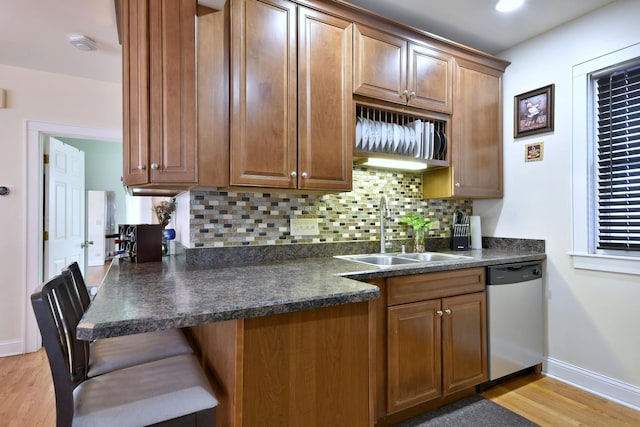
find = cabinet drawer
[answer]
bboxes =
[387,268,485,306]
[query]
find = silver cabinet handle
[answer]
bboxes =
[81,240,94,248]
[445,309,451,315]
[290,171,297,178]
[436,310,443,316]
[301,172,308,179]
[138,165,146,171]
[402,89,409,99]
[409,91,416,99]
[455,182,461,187]
[151,163,159,170]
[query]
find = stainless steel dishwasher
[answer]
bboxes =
[487,261,543,381]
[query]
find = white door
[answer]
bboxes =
[87,190,106,266]
[44,137,86,280]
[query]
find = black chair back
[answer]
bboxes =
[67,261,91,313]
[31,271,90,427]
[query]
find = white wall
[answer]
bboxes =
[175,191,192,248]
[0,64,121,356]
[475,0,640,407]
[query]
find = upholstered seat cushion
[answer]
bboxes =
[73,354,218,427]
[88,329,193,377]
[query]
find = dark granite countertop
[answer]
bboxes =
[77,248,545,341]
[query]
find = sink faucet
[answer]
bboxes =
[380,195,392,253]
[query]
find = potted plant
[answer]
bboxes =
[398,212,434,253]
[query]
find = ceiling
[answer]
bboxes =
[0,0,615,84]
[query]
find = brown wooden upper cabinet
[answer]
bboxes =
[229,0,353,191]
[423,59,504,199]
[122,0,198,188]
[354,24,453,114]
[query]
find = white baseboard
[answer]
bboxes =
[0,339,25,357]
[545,357,640,411]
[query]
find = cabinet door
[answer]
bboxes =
[148,0,197,184]
[407,43,453,113]
[230,0,297,188]
[122,0,150,186]
[452,59,503,198]
[297,8,352,190]
[441,292,487,395]
[122,0,197,186]
[387,300,442,414]
[353,24,407,105]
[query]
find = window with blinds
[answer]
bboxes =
[596,63,640,251]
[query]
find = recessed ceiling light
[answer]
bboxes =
[67,34,97,51]
[496,0,525,13]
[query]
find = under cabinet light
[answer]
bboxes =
[362,158,428,171]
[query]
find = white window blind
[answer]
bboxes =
[596,64,640,251]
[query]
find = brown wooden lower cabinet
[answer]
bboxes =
[187,301,371,427]
[387,299,442,413]
[373,268,488,426]
[442,292,487,395]
[187,269,486,427]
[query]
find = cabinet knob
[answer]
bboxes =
[402,89,409,99]
[138,165,146,171]
[301,172,308,179]
[455,182,461,187]
[436,310,443,316]
[445,309,452,315]
[290,171,297,178]
[409,91,416,99]
[151,163,159,170]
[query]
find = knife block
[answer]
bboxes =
[451,224,470,251]
[451,236,469,251]
[117,224,163,263]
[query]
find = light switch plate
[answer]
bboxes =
[290,218,319,236]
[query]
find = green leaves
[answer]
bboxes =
[398,212,434,231]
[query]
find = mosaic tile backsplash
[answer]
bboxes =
[190,166,472,248]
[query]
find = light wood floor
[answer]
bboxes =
[1,350,639,426]
[86,261,112,286]
[481,373,640,426]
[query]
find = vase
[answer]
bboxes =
[162,228,175,256]
[413,229,426,253]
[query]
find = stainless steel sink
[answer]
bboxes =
[395,252,472,262]
[337,254,421,267]
[336,252,472,268]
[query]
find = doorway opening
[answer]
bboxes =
[26,121,121,353]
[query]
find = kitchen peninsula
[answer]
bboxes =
[77,246,545,426]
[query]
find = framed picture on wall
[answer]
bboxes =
[514,84,555,138]
[525,142,544,162]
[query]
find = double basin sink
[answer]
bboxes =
[336,252,472,268]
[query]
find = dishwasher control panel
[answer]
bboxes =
[488,262,542,285]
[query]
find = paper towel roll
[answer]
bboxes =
[470,216,482,249]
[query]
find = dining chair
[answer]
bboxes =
[31,271,218,427]
[65,261,193,377]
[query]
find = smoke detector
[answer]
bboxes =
[67,34,97,51]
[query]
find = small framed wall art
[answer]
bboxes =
[525,142,544,162]
[514,84,554,138]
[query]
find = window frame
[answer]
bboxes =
[571,42,640,276]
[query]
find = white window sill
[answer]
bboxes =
[570,253,640,276]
